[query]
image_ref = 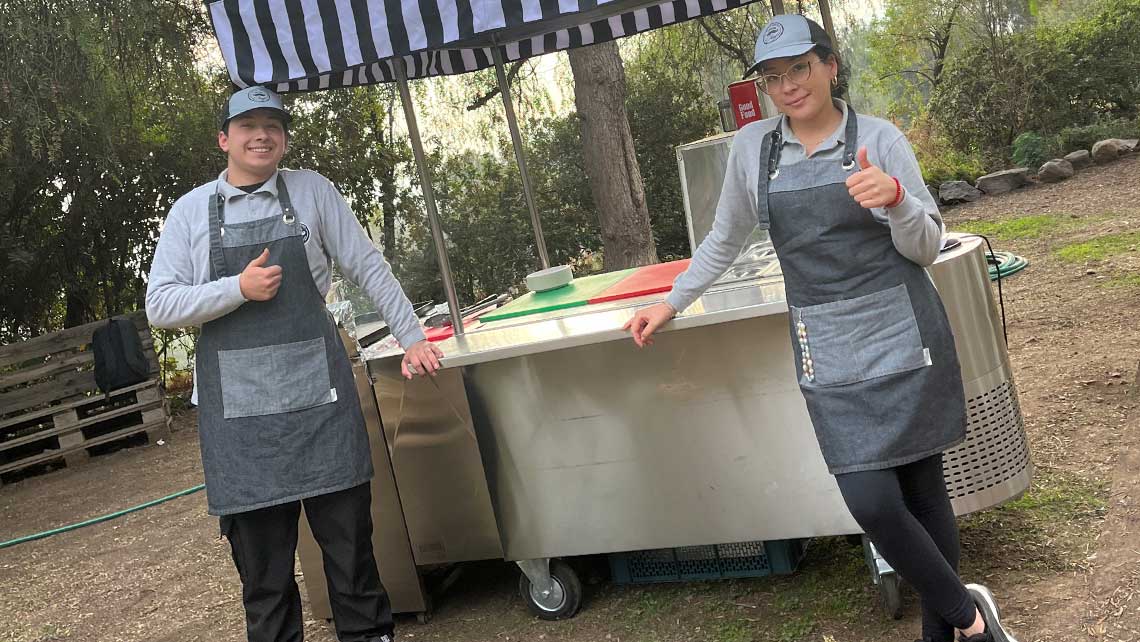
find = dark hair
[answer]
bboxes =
[811,44,849,100]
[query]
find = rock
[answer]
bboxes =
[1064,149,1092,169]
[975,168,1030,196]
[940,181,984,204]
[927,185,941,205]
[1038,159,1075,183]
[1092,139,1128,163]
[1086,269,1098,275]
[1122,139,1139,152]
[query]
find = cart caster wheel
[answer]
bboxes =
[519,559,582,620]
[846,534,864,548]
[416,611,431,625]
[878,572,904,620]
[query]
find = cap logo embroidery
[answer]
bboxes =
[762,22,784,44]
[249,88,271,102]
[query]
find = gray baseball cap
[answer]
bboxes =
[745,14,832,78]
[220,86,291,129]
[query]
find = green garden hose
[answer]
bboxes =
[986,251,1029,281]
[0,484,205,550]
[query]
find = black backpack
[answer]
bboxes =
[93,317,150,393]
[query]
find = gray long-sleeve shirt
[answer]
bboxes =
[666,100,943,313]
[146,168,426,401]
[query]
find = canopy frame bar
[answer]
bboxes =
[394,57,465,336]
[493,46,550,271]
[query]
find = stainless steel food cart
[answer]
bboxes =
[343,230,1030,620]
[206,0,1030,623]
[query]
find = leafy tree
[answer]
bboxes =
[624,32,723,260]
[866,0,969,117]
[1053,0,1140,115]
[0,0,220,341]
[929,0,1139,163]
[286,86,415,272]
[391,118,604,306]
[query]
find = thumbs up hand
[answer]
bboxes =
[845,146,904,210]
[239,248,283,301]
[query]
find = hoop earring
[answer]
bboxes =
[831,76,838,88]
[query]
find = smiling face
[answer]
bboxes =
[759,50,838,123]
[218,109,288,185]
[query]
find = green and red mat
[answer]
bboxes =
[478,259,692,323]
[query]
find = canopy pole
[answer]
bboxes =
[770,0,785,14]
[492,47,550,270]
[394,57,465,337]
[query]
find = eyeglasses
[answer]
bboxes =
[757,60,814,95]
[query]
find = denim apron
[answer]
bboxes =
[196,175,373,515]
[758,107,967,474]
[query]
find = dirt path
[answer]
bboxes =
[2,155,1139,642]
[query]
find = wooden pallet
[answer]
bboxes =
[0,312,169,483]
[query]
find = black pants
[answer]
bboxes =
[835,455,976,642]
[220,483,393,642]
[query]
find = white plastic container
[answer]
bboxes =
[525,265,574,292]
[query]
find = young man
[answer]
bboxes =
[146,86,442,642]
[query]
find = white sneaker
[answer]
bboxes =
[965,583,1018,642]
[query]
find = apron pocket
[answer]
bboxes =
[217,337,334,419]
[792,283,930,388]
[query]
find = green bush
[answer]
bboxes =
[1012,132,1052,171]
[907,117,987,185]
[1049,116,1140,156]
[929,32,1077,165]
[929,0,1140,165]
[1057,0,1140,116]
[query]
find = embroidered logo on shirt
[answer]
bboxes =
[762,23,784,44]
[299,223,311,244]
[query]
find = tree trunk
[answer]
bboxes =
[567,41,658,271]
[382,196,398,273]
[378,100,400,274]
[378,157,399,273]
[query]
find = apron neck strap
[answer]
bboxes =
[756,127,781,231]
[275,174,296,223]
[841,104,859,170]
[208,188,229,279]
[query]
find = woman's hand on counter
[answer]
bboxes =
[402,340,444,379]
[622,302,678,348]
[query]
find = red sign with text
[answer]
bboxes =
[727,80,765,129]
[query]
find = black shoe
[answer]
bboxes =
[957,633,991,642]
[965,583,1018,642]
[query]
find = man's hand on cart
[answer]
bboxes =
[845,146,905,210]
[622,302,677,348]
[402,340,444,379]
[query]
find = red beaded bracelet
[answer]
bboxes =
[888,176,904,208]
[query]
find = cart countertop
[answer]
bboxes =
[361,234,981,369]
[362,277,788,368]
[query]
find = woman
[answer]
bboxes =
[624,14,1018,642]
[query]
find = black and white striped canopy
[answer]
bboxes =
[207,0,759,92]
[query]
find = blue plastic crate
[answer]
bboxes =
[609,539,808,584]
